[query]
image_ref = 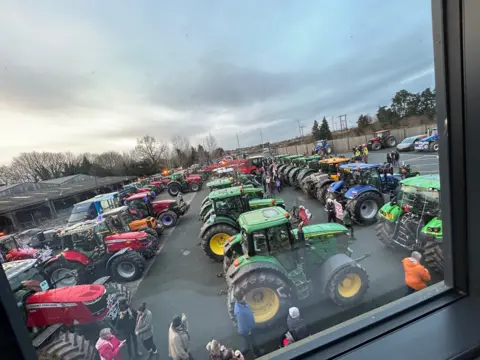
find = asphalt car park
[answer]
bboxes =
[128,154,441,359]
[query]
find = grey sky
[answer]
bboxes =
[0,0,435,163]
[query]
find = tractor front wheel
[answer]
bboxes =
[326,264,369,306]
[347,192,383,225]
[375,220,396,247]
[372,142,382,151]
[202,224,238,262]
[159,210,178,228]
[37,332,96,360]
[228,270,291,329]
[109,252,145,283]
[45,260,86,288]
[423,241,444,275]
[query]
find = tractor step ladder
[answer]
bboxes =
[288,263,311,300]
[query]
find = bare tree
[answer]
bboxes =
[170,135,192,167]
[203,133,218,154]
[0,165,10,185]
[94,151,127,174]
[134,135,168,169]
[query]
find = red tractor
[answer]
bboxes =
[166,171,203,197]
[0,234,56,263]
[126,193,190,228]
[239,155,264,174]
[44,220,146,287]
[5,258,130,359]
[367,130,398,151]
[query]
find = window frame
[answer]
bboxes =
[1,0,480,359]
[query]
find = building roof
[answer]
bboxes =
[39,174,88,185]
[0,176,135,214]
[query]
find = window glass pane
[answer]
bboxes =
[0,0,447,359]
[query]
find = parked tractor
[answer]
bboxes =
[44,220,146,287]
[167,171,203,196]
[376,175,443,274]
[125,192,189,228]
[0,234,54,262]
[5,258,130,359]
[200,186,264,222]
[102,206,164,239]
[288,155,322,188]
[414,127,439,152]
[326,163,401,225]
[198,187,285,262]
[223,207,369,328]
[240,155,264,175]
[299,157,349,200]
[314,139,332,155]
[367,130,397,151]
[277,155,303,175]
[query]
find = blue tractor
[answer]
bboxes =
[314,140,332,155]
[414,128,439,152]
[325,163,402,225]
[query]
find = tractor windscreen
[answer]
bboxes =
[397,185,440,214]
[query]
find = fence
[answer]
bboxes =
[275,124,433,155]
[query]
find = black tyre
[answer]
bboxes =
[143,228,158,238]
[375,220,396,247]
[189,182,200,192]
[109,251,145,283]
[45,260,86,288]
[200,204,212,220]
[201,196,209,207]
[372,142,382,151]
[387,137,397,147]
[430,141,439,152]
[37,331,96,360]
[326,263,370,306]
[347,192,383,225]
[168,183,181,196]
[423,241,444,275]
[202,224,238,262]
[316,183,330,204]
[228,270,292,329]
[158,210,178,228]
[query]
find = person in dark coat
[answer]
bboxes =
[286,307,309,342]
[326,198,336,223]
[115,299,142,358]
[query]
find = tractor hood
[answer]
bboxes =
[291,223,348,238]
[328,180,344,193]
[248,198,285,208]
[105,231,146,240]
[26,284,106,305]
[186,175,201,182]
[152,199,175,213]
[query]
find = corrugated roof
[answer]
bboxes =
[39,174,86,185]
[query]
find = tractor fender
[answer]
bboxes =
[328,180,344,193]
[93,276,111,285]
[106,248,130,271]
[317,253,357,293]
[47,250,91,265]
[168,181,182,188]
[199,216,239,239]
[344,185,380,199]
[225,259,292,297]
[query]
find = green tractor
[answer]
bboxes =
[278,155,304,177]
[198,188,285,262]
[223,207,370,328]
[206,178,234,191]
[289,155,322,188]
[376,174,443,274]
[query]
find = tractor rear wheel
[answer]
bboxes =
[109,251,145,283]
[375,220,396,247]
[316,183,330,204]
[326,263,369,306]
[228,270,291,329]
[347,192,383,225]
[143,228,158,238]
[202,224,238,262]
[45,260,86,288]
[430,141,439,152]
[199,204,212,220]
[387,137,397,147]
[37,331,96,360]
[168,183,181,197]
[423,241,444,275]
[159,210,178,228]
[189,182,201,192]
[201,196,209,207]
[372,142,382,151]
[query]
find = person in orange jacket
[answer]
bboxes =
[402,251,431,294]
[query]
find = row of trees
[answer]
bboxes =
[0,134,226,185]
[311,117,333,140]
[357,87,436,129]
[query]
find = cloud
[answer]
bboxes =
[0,0,436,164]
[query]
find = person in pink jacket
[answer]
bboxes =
[96,328,125,360]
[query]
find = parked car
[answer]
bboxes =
[396,135,427,152]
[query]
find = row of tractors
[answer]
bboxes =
[193,152,443,330]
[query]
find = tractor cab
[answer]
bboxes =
[240,156,264,174]
[0,234,35,262]
[60,221,106,257]
[125,193,156,219]
[102,206,163,236]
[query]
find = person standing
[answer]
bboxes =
[326,198,336,223]
[276,177,282,193]
[402,251,431,295]
[115,299,142,358]
[342,207,354,237]
[286,307,310,342]
[96,328,125,360]
[168,314,192,360]
[233,289,259,357]
[362,145,369,163]
[135,302,158,359]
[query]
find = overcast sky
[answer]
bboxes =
[0,0,435,164]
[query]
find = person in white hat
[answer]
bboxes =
[286,307,309,342]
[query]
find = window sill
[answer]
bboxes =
[267,282,478,360]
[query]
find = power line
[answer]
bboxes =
[236,133,240,148]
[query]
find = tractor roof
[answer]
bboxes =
[209,187,245,200]
[3,258,38,281]
[305,155,322,161]
[206,178,231,186]
[320,157,349,164]
[126,193,150,201]
[102,206,129,217]
[62,219,99,235]
[275,154,289,158]
[291,223,348,238]
[238,207,289,233]
[400,174,440,190]
[339,163,381,170]
[375,129,391,133]
[285,154,303,159]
